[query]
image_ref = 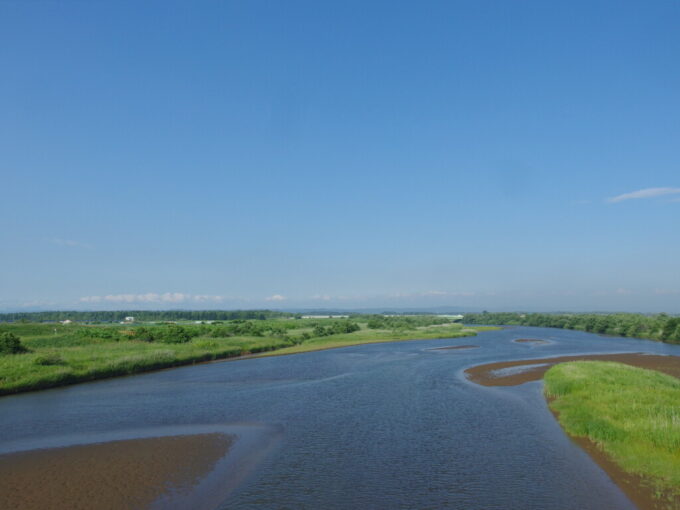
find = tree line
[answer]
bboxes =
[364,315,454,330]
[463,312,680,344]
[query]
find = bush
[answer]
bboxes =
[158,325,193,344]
[132,326,156,342]
[34,352,65,366]
[0,332,28,355]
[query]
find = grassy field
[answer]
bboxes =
[544,361,680,505]
[256,324,494,356]
[0,319,492,395]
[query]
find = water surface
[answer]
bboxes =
[2,326,679,509]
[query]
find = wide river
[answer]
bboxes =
[2,326,680,509]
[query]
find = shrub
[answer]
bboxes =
[34,352,65,366]
[132,326,156,342]
[0,332,28,355]
[158,325,192,344]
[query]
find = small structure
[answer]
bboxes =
[60,319,72,324]
[124,316,135,323]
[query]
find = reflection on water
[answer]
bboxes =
[490,363,551,377]
[2,327,678,509]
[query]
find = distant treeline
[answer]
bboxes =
[0,310,295,323]
[463,312,680,344]
[364,315,453,330]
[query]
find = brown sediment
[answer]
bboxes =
[0,433,232,510]
[513,338,549,344]
[466,354,680,510]
[431,344,480,350]
[465,353,680,386]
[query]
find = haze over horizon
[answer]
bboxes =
[2,1,679,313]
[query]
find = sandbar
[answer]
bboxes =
[513,338,549,344]
[465,353,680,386]
[466,353,680,510]
[0,433,232,510]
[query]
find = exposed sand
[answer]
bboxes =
[513,338,549,344]
[465,352,680,386]
[466,353,680,510]
[0,433,232,510]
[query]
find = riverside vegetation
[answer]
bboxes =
[545,361,680,508]
[0,314,488,395]
[464,312,680,344]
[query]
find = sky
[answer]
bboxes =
[1,0,679,313]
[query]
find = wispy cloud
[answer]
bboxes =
[265,294,286,302]
[390,290,477,299]
[79,293,224,304]
[51,238,93,249]
[607,187,680,203]
[654,288,680,296]
[311,294,333,301]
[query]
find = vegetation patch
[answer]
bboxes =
[0,317,495,395]
[544,361,680,507]
[0,332,28,355]
[464,312,680,344]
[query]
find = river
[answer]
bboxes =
[2,326,679,509]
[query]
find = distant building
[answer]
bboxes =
[60,319,72,324]
[124,316,135,323]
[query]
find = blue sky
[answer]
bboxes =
[1,0,679,312]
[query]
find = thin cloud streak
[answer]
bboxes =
[265,294,286,302]
[51,238,93,249]
[607,187,680,203]
[80,293,224,304]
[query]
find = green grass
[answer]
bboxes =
[0,320,496,395]
[0,335,292,395]
[544,361,680,502]
[257,323,489,356]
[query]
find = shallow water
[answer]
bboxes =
[2,326,679,509]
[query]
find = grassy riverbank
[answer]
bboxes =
[255,324,494,356]
[544,361,680,508]
[463,312,680,344]
[0,319,492,395]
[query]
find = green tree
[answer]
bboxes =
[0,332,28,355]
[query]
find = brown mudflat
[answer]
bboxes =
[513,338,549,344]
[466,353,680,510]
[0,433,232,510]
[465,352,680,386]
[431,345,480,351]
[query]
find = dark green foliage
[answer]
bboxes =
[661,318,680,343]
[75,327,124,341]
[157,325,193,344]
[311,320,360,337]
[0,332,28,355]
[0,323,62,337]
[463,312,679,344]
[132,327,156,342]
[365,315,451,330]
[131,325,197,343]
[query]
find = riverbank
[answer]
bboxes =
[466,354,680,510]
[253,325,494,357]
[463,312,680,344]
[0,320,494,396]
[464,352,680,386]
[0,433,232,510]
[546,362,680,510]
